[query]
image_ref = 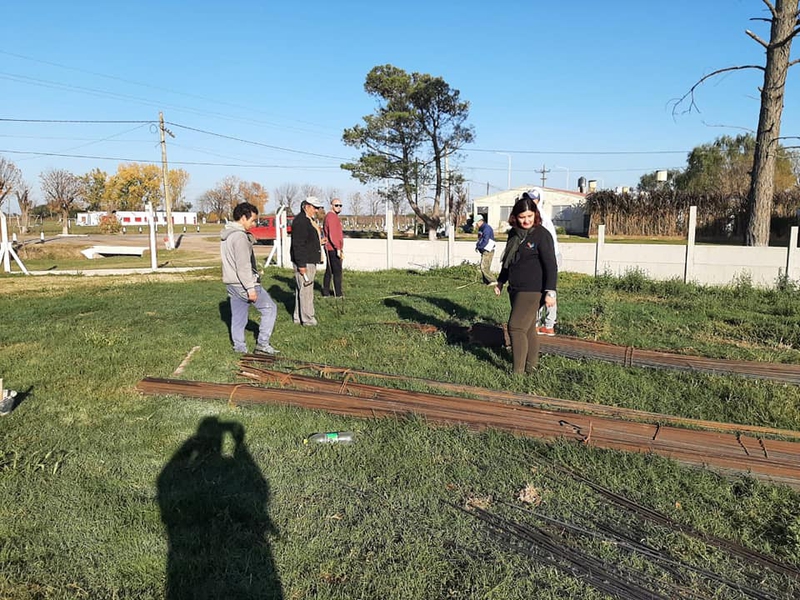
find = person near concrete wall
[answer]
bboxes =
[290,196,326,326]
[523,188,562,336]
[220,202,279,354]
[322,198,345,298]
[474,213,497,285]
[494,196,558,374]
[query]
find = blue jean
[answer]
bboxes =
[226,284,277,352]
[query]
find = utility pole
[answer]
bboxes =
[537,164,551,188]
[444,147,450,235]
[159,112,176,250]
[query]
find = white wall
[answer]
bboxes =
[336,232,800,288]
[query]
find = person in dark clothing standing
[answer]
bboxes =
[322,198,345,298]
[494,196,558,374]
[290,197,325,326]
[474,213,496,284]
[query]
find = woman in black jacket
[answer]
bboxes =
[494,196,558,374]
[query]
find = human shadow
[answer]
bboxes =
[383,297,508,370]
[157,417,283,600]
[265,283,296,319]
[218,300,260,345]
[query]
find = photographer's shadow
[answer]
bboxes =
[157,417,283,600]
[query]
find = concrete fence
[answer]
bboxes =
[279,207,800,289]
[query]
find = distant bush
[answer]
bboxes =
[98,214,122,234]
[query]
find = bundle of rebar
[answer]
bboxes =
[136,371,800,487]
[241,354,800,441]
[390,321,800,385]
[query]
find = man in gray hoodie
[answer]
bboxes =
[221,202,279,354]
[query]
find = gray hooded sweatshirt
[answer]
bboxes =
[220,222,259,291]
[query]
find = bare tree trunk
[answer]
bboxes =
[746,0,799,246]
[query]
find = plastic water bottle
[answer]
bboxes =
[304,431,355,444]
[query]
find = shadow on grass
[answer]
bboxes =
[266,276,298,319]
[383,296,509,371]
[157,417,283,600]
[218,300,261,345]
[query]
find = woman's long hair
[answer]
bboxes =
[509,197,542,228]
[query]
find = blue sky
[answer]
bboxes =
[2,0,796,212]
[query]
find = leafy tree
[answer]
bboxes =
[676,134,796,197]
[673,0,800,245]
[0,157,22,213]
[79,168,108,211]
[40,169,83,235]
[237,180,268,212]
[198,176,268,221]
[637,169,682,192]
[167,169,192,212]
[104,163,162,211]
[342,64,475,240]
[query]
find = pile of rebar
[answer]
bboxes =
[137,363,800,487]
[391,321,800,385]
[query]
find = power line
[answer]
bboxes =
[0,149,340,169]
[166,121,349,161]
[466,147,689,155]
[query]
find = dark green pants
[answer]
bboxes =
[508,290,542,374]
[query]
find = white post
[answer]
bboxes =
[275,206,286,268]
[684,205,697,284]
[386,203,394,269]
[1,213,9,273]
[0,212,29,274]
[146,202,158,271]
[447,219,455,267]
[787,226,798,281]
[594,224,605,277]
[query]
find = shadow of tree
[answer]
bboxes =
[157,417,283,600]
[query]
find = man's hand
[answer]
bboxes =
[337,250,343,260]
[247,289,257,302]
[299,267,306,276]
[494,283,503,296]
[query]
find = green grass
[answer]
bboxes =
[1,265,799,599]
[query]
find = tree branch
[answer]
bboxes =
[671,65,766,117]
[745,29,769,48]
[760,0,777,19]
[790,57,800,67]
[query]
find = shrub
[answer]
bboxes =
[98,214,122,234]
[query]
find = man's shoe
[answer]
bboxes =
[536,326,555,337]
[254,344,280,355]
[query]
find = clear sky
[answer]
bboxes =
[2,0,797,212]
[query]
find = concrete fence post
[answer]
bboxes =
[787,226,799,282]
[386,205,394,270]
[594,224,605,277]
[684,206,697,284]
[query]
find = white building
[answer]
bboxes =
[76,211,198,227]
[473,186,587,235]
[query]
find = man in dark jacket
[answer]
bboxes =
[475,213,496,284]
[290,196,325,326]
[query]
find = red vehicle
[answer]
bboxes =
[249,215,293,243]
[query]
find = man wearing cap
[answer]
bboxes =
[521,188,561,336]
[322,198,345,298]
[290,196,326,326]
[474,213,496,285]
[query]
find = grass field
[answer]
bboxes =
[1,263,799,599]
